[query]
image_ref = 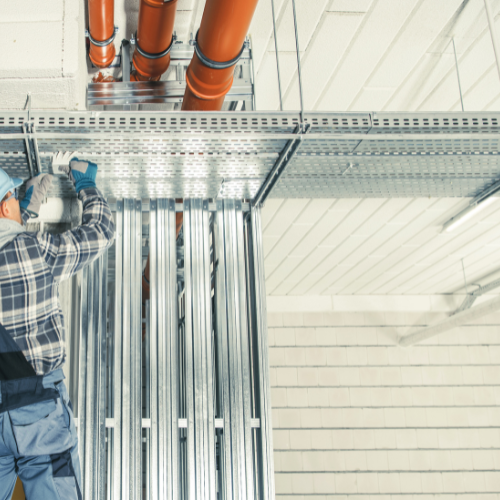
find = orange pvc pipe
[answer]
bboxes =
[182,0,259,110]
[88,0,116,68]
[132,0,178,81]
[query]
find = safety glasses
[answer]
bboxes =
[2,188,18,204]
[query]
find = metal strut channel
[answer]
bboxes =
[252,123,311,206]
[113,199,142,500]
[78,254,108,500]
[454,277,500,314]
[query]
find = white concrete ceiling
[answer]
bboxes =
[262,196,500,296]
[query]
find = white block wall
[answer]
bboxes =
[0,0,86,110]
[268,311,500,498]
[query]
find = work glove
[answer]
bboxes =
[20,173,53,218]
[59,158,98,193]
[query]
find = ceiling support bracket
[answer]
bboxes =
[454,277,500,314]
[252,122,310,207]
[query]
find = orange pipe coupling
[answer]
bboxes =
[182,0,259,110]
[131,0,178,81]
[88,0,116,68]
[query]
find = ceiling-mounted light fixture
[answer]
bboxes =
[442,179,500,232]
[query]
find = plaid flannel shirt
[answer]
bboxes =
[0,188,115,375]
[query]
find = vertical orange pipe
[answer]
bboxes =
[88,0,116,68]
[131,0,178,81]
[182,0,260,110]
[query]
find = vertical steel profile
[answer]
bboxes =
[77,253,108,500]
[249,206,275,500]
[184,199,216,500]
[113,198,142,500]
[149,198,179,500]
[214,200,256,500]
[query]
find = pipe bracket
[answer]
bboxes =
[194,30,245,70]
[135,33,174,60]
[87,27,118,47]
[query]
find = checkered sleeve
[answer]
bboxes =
[36,188,115,282]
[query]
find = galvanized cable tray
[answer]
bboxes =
[1,111,499,199]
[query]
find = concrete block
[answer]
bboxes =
[297,367,318,387]
[484,472,500,492]
[280,451,303,472]
[344,450,367,471]
[467,407,490,427]
[366,346,389,365]
[311,430,333,450]
[300,408,322,428]
[349,388,372,407]
[395,429,417,449]
[308,388,330,407]
[332,429,354,450]
[416,429,439,449]
[453,387,475,406]
[412,387,434,406]
[353,429,375,450]
[347,347,367,365]
[462,366,484,384]
[0,0,63,22]
[421,366,444,385]
[375,430,396,450]
[283,313,304,327]
[279,409,301,428]
[384,408,406,427]
[290,430,312,450]
[427,346,450,364]
[337,367,360,386]
[379,367,402,386]
[321,408,343,428]
[313,473,335,494]
[62,17,80,78]
[425,407,448,427]
[318,368,339,386]
[274,474,292,494]
[440,366,463,386]
[362,408,385,428]
[271,387,287,407]
[463,472,486,493]
[273,429,290,450]
[285,347,306,366]
[287,388,308,407]
[450,450,473,471]
[295,327,317,346]
[342,408,364,429]
[315,328,337,346]
[430,450,452,471]
[267,313,283,327]
[305,347,328,366]
[334,473,358,494]
[420,472,443,493]
[269,347,285,367]
[1,22,62,78]
[482,365,500,384]
[302,451,325,472]
[399,472,422,493]
[370,388,393,407]
[442,472,465,493]
[387,451,409,470]
[366,450,388,471]
[274,329,295,346]
[326,347,347,366]
[356,473,379,493]
[328,388,350,407]
[322,451,345,471]
[409,450,432,471]
[401,366,423,385]
[473,450,496,470]
[391,388,413,407]
[446,407,470,427]
[277,368,297,386]
[378,472,400,493]
[388,345,409,365]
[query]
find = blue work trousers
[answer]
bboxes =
[0,369,82,500]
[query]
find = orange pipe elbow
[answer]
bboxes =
[88,0,116,68]
[182,0,260,111]
[132,0,178,81]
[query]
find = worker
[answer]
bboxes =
[0,160,115,500]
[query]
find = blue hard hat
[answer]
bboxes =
[0,168,23,201]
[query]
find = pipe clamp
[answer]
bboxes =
[135,33,174,59]
[194,30,245,70]
[87,27,118,47]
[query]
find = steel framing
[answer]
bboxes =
[1,111,500,200]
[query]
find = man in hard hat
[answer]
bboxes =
[0,161,115,500]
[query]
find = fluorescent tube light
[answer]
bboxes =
[443,196,497,232]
